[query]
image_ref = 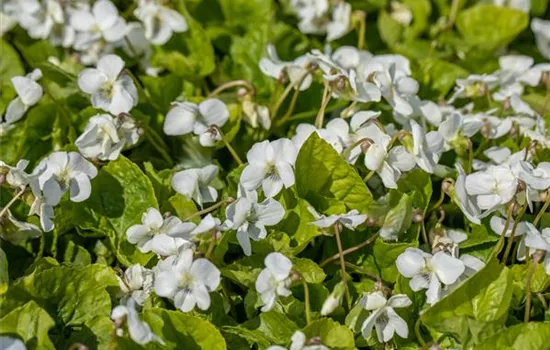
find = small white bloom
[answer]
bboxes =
[224,188,285,256]
[163,99,229,147]
[122,22,158,75]
[4,69,43,125]
[465,165,518,211]
[321,281,346,316]
[267,331,329,350]
[171,165,218,207]
[532,18,550,59]
[70,0,126,48]
[134,0,188,45]
[374,64,419,117]
[516,161,550,191]
[76,113,140,161]
[390,1,412,25]
[17,0,63,40]
[126,208,195,256]
[36,151,98,203]
[410,120,443,174]
[117,264,154,305]
[259,44,313,91]
[78,54,138,115]
[448,74,498,103]
[0,159,34,190]
[311,209,367,230]
[0,210,41,244]
[256,252,293,312]
[242,100,271,130]
[0,336,26,350]
[326,2,351,42]
[292,0,330,35]
[111,298,164,345]
[240,139,297,198]
[28,177,61,233]
[360,123,415,188]
[154,248,221,312]
[360,291,411,342]
[396,248,465,305]
[438,113,481,150]
[524,223,550,274]
[452,164,482,225]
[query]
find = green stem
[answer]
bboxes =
[205,229,218,259]
[414,319,427,347]
[276,87,301,127]
[428,185,446,212]
[491,204,513,259]
[211,125,243,165]
[466,139,474,173]
[534,196,550,226]
[271,69,310,120]
[356,11,367,50]
[314,84,331,129]
[334,224,351,307]
[524,254,541,323]
[502,204,527,263]
[144,125,174,167]
[320,233,379,268]
[0,188,25,219]
[363,170,375,182]
[302,279,312,325]
[184,198,233,221]
[343,261,382,283]
[207,80,255,98]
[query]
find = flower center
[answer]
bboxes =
[178,271,194,290]
[55,167,71,190]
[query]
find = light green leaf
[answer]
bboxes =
[456,5,529,54]
[0,300,55,350]
[377,10,403,47]
[421,259,513,346]
[379,192,413,241]
[140,74,183,114]
[295,133,373,214]
[142,309,227,349]
[292,258,326,284]
[153,2,215,79]
[417,58,469,99]
[72,156,156,266]
[221,256,263,289]
[302,318,355,350]
[0,264,119,347]
[476,322,550,350]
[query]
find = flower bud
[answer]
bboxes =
[321,281,346,316]
[366,217,377,227]
[412,209,424,223]
[237,87,248,99]
[441,178,453,194]
[481,119,492,138]
[290,270,301,283]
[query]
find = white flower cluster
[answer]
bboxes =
[1,0,187,67]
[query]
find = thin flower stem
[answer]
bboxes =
[314,84,331,129]
[205,229,218,259]
[428,186,446,212]
[207,80,256,98]
[491,203,513,259]
[502,204,527,263]
[355,11,367,50]
[211,125,243,166]
[421,221,430,246]
[276,87,301,127]
[340,101,357,118]
[534,196,550,226]
[446,0,460,29]
[524,254,542,323]
[144,125,174,167]
[466,139,474,173]
[343,261,381,283]
[0,188,26,219]
[320,232,379,267]
[341,137,371,160]
[414,319,427,347]
[271,69,310,120]
[333,224,351,307]
[363,170,375,182]
[288,102,348,122]
[538,293,549,311]
[301,279,312,325]
[184,198,233,221]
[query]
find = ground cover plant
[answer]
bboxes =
[1,0,550,349]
